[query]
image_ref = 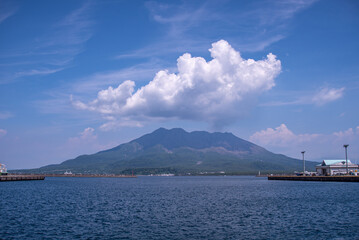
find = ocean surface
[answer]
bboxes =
[1,176,358,239]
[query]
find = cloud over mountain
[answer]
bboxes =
[73,40,281,128]
[250,124,359,161]
[250,124,320,146]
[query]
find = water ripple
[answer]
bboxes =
[1,176,358,239]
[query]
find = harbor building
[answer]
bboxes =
[0,163,7,175]
[316,160,359,176]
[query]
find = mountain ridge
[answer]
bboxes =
[17,128,317,175]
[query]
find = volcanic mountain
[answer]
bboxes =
[29,128,316,175]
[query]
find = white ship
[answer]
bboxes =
[64,170,73,175]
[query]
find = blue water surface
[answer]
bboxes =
[1,176,358,239]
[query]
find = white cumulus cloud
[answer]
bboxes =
[250,124,359,161]
[68,127,97,144]
[250,124,319,147]
[312,87,344,106]
[333,128,355,139]
[73,40,281,128]
[63,127,115,157]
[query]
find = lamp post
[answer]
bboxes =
[344,144,349,174]
[301,151,305,175]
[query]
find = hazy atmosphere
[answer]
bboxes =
[1,0,358,169]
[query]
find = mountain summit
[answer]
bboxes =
[34,128,316,175]
[107,127,262,153]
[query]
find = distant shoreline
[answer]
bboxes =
[6,173,137,178]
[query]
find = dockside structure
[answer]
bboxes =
[315,160,358,176]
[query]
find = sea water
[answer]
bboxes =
[1,176,358,239]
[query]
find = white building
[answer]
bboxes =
[316,160,359,176]
[0,163,7,175]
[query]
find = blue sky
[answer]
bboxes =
[1,0,358,169]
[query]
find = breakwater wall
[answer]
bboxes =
[0,175,45,182]
[44,174,137,178]
[268,175,359,182]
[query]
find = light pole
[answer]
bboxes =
[344,144,349,174]
[301,151,305,175]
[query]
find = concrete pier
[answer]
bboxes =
[0,175,45,182]
[268,175,359,182]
